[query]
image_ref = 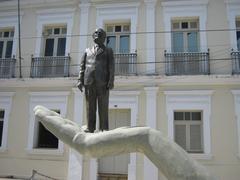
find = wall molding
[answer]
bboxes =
[0,92,15,152]
[27,91,69,155]
[162,1,208,52]
[95,3,139,53]
[165,90,214,159]
[35,8,75,56]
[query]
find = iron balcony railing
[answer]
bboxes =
[164,51,210,76]
[0,58,16,78]
[31,55,70,78]
[114,53,137,75]
[231,51,240,74]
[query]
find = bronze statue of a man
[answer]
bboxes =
[77,28,115,133]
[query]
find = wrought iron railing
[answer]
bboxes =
[231,51,240,74]
[30,55,70,78]
[114,53,137,75]
[0,58,16,78]
[164,51,210,76]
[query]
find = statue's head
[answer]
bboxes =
[92,28,106,45]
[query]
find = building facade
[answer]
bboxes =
[0,0,240,179]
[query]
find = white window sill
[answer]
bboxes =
[26,148,64,156]
[190,153,213,160]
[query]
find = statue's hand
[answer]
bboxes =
[77,81,84,92]
[107,81,114,90]
[34,105,85,152]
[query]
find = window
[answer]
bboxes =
[174,111,203,153]
[0,110,4,146]
[36,109,60,149]
[0,29,14,58]
[42,26,67,56]
[236,19,240,51]
[165,91,213,159]
[172,20,199,52]
[28,91,69,155]
[105,24,130,53]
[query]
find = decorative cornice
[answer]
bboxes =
[95,2,140,9]
[162,0,209,7]
[0,75,240,88]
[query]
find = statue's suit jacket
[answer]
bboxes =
[79,45,114,88]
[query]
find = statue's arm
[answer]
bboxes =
[34,105,217,180]
[78,52,87,84]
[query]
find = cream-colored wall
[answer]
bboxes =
[207,0,232,74]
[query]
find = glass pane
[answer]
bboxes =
[0,121,3,146]
[115,25,121,32]
[236,20,240,28]
[175,125,187,150]
[187,32,198,52]
[185,112,190,120]
[62,27,67,34]
[190,22,197,29]
[120,35,130,53]
[123,25,130,32]
[0,110,5,119]
[10,31,14,37]
[54,28,60,35]
[37,122,58,148]
[4,31,9,38]
[57,38,66,56]
[172,32,184,52]
[174,112,184,121]
[5,41,13,58]
[47,29,52,35]
[190,125,202,152]
[106,26,114,32]
[192,112,202,121]
[172,22,179,29]
[106,36,116,53]
[0,41,3,58]
[237,31,240,51]
[0,32,2,37]
[44,38,54,56]
[182,22,188,29]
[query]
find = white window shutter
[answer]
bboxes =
[190,124,202,152]
[175,125,187,150]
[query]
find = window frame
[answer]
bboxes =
[42,26,67,57]
[171,19,200,52]
[0,92,14,152]
[0,29,14,58]
[162,1,208,52]
[165,90,214,160]
[35,8,74,57]
[105,23,131,53]
[236,19,240,51]
[27,91,69,155]
[174,111,204,153]
[227,2,240,51]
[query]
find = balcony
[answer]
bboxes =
[231,51,240,74]
[0,58,16,78]
[30,56,70,78]
[164,51,210,76]
[114,53,137,75]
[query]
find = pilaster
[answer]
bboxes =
[143,86,159,180]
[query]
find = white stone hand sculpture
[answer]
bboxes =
[34,105,217,180]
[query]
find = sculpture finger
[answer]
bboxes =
[34,106,84,150]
